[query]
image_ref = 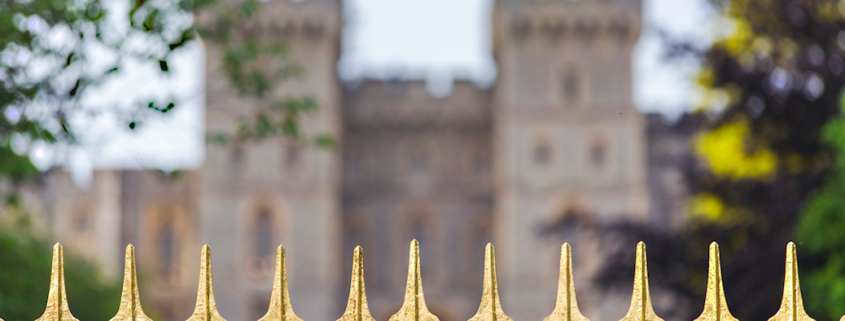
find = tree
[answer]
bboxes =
[592,0,845,320]
[0,207,126,321]
[0,0,330,188]
[0,0,329,319]
[797,97,845,321]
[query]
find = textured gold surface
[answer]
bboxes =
[110,244,153,321]
[693,242,737,321]
[767,242,815,321]
[619,241,664,321]
[337,246,376,321]
[544,243,589,321]
[35,243,78,321]
[259,245,302,321]
[388,240,440,321]
[185,244,227,321]
[468,243,512,321]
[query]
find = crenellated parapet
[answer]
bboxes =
[494,0,641,48]
[342,80,493,131]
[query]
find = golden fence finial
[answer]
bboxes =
[186,244,226,321]
[388,240,439,321]
[619,241,664,321]
[110,244,153,321]
[35,243,78,321]
[260,245,302,321]
[693,242,736,321]
[768,242,814,321]
[337,246,375,321]
[544,243,589,321]
[469,243,512,321]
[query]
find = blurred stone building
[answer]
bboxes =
[17,0,702,320]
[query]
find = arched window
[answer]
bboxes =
[158,221,178,284]
[254,210,273,258]
[246,208,275,279]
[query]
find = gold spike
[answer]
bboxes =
[110,244,153,321]
[468,243,512,321]
[544,243,589,321]
[186,245,227,321]
[619,241,664,321]
[767,242,815,321]
[35,243,78,321]
[337,246,376,321]
[693,242,737,321]
[388,240,440,321]
[259,245,302,321]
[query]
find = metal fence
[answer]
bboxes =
[11,240,815,321]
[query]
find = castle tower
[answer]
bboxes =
[491,0,647,320]
[200,0,342,320]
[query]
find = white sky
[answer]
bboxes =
[30,0,720,185]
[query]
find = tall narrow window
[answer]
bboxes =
[563,69,580,104]
[534,141,552,165]
[230,146,245,174]
[590,142,606,167]
[284,145,301,173]
[159,222,178,284]
[254,210,273,258]
[408,149,427,173]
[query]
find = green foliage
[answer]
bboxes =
[798,96,845,321]
[0,216,121,321]
[0,0,333,183]
[597,0,845,320]
[199,0,329,148]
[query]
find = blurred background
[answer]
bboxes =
[2,0,844,320]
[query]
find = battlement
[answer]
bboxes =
[342,79,492,131]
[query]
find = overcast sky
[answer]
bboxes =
[37,0,721,185]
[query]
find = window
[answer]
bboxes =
[511,17,532,41]
[230,146,245,173]
[563,68,580,104]
[284,145,301,172]
[534,141,552,165]
[541,20,566,40]
[408,149,427,173]
[473,153,490,176]
[254,210,273,257]
[158,221,178,284]
[74,209,90,232]
[590,142,606,167]
[247,209,274,279]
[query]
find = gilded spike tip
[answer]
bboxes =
[110,244,153,321]
[544,243,589,321]
[619,241,664,321]
[767,242,814,321]
[35,243,78,321]
[469,243,512,321]
[337,246,375,321]
[693,242,737,321]
[260,245,302,321]
[388,240,439,321]
[186,245,227,321]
